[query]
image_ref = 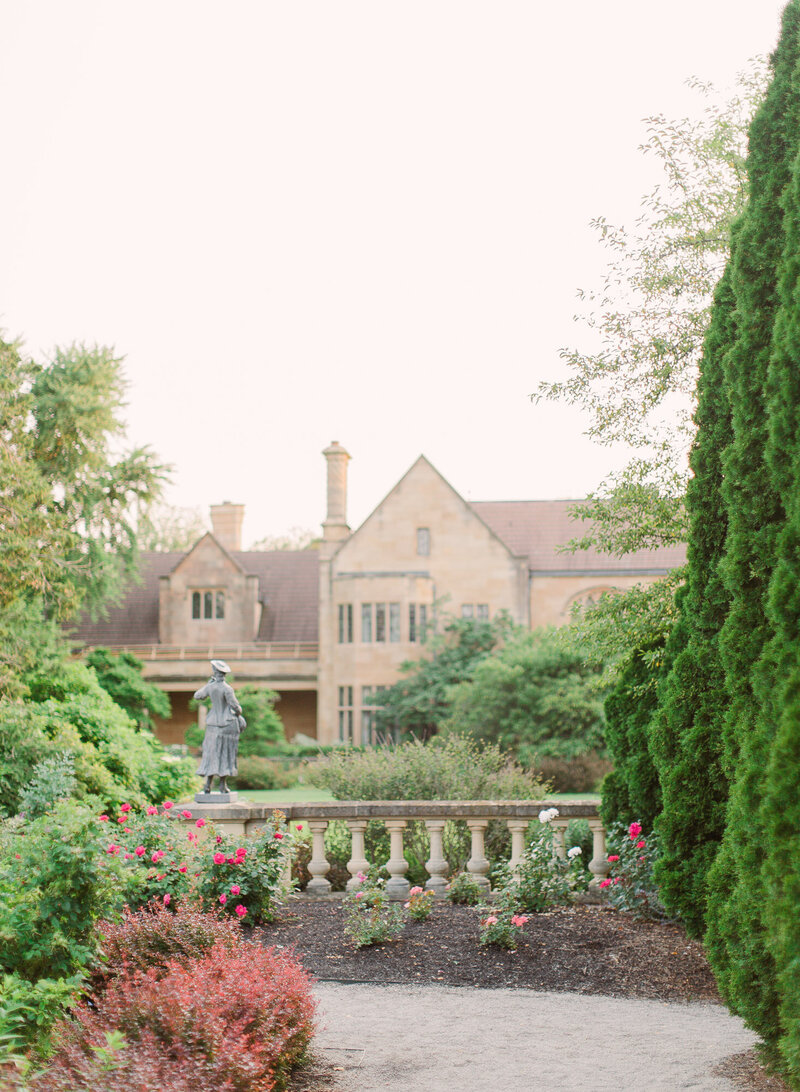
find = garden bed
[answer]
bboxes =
[256,897,718,1001]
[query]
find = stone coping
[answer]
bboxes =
[176,799,601,821]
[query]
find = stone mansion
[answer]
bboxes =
[73,443,685,746]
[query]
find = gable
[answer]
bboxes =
[168,532,246,582]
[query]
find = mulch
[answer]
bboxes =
[254,897,792,1092]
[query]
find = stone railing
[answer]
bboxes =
[179,800,610,899]
[99,642,319,661]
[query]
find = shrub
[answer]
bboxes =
[17,754,76,818]
[231,754,296,791]
[193,811,294,923]
[0,802,129,982]
[0,972,85,1061]
[600,821,666,920]
[342,870,405,947]
[35,942,316,1092]
[446,872,484,906]
[478,895,529,951]
[96,899,241,981]
[533,751,612,794]
[405,886,435,921]
[493,809,589,916]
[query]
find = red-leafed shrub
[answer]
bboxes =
[96,897,241,980]
[33,943,316,1092]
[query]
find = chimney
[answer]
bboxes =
[322,441,350,542]
[210,502,245,552]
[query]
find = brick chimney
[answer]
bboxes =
[210,502,245,552]
[322,441,350,542]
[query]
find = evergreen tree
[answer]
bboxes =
[598,642,663,833]
[704,1,800,1046]
[648,268,734,938]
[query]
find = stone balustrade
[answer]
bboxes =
[180,799,610,899]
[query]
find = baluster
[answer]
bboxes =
[507,819,528,879]
[466,820,491,890]
[306,820,332,895]
[424,819,448,893]
[346,819,370,890]
[384,819,410,900]
[588,819,611,887]
[552,820,568,859]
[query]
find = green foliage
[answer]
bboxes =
[444,627,605,762]
[506,811,588,914]
[0,662,195,815]
[445,872,484,906]
[375,615,515,739]
[0,802,129,983]
[308,734,546,802]
[405,886,435,921]
[649,268,735,937]
[599,644,663,833]
[342,869,405,947]
[477,892,529,951]
[18,755,76,819]
[702,7,800,1052]
[84,648,170,732]
[0,971,86,1061]
[231,755,296,791]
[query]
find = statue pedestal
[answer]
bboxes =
[194,791,239,804]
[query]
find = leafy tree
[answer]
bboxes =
[249,527,320,551]
[536,63,766,560]
[84,648,171,732]
[136,504,209,552]
[443,628,605,763]
[375,615,514,740]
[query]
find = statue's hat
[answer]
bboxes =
[210,659,231,674]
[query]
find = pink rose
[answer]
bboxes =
[511,914,529,926]
[273,832,283,840]
[219,894,227,905]
[146,806,158,816]
[163,801,174,810]
[151,850,164,863]
[181,810,192,819]
[178,865,188,873]
[628,822,642,840]
[355,892,364,899]
[599,879,613,889]
[134,845,146,857]
[216,835,223,843]
[234,905,247,918]
[608,855,620,862]
[120,803,132,813]
[484,915,498,926]
[106,845,118,854]
[213,852,226,865]
[163,893,171,906]
[98,815,109,822]
[236,847,247,858]
[409,886,424,897]
[636,840,646,849]
[124,853,134,860]
[296,824,303,831]
[195,819,206,828]
[230,884,240,895]
[117,817,126,824]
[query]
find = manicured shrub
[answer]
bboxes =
[96,898,241,981]
[34,942,316,1092]
[231,754,296,791]
[445,872,484,906]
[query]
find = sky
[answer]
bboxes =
[0,1,790,547]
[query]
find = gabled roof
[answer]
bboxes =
[471,500,686,572]
[70,550,320,647]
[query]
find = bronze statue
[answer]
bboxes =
[194,660,246,794]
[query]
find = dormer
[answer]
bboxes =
[158,533,259,645]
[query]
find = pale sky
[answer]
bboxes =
[0,1,789,546]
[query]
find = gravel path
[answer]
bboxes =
[310,982,757,1091]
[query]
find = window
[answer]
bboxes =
[338,604,353,643]
[477,604,489,620]
[461,604,474,619]
[375,603,386,642]
[361,685,389,746]
[419,604,427,643]
[389,603,400,642]
[416,527,430,556]
[338,685,354,743]
[191,590,225,620]
[409,604,416,643]
[361,603,372,642]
